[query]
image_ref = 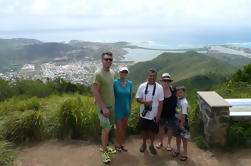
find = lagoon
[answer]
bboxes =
[122,48,185,62]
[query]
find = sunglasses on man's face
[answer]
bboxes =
[161,79,171,83]
[103,58,113,61]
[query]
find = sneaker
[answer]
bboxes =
[107,145,117,154]
[140,144,147,152]
[149,145,157,155]
[102,151,111,164]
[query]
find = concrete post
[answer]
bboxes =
[197,91,231,146]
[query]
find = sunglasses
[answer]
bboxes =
[161,79,171,83]
[120,71,128,74]
[103,58,113,61]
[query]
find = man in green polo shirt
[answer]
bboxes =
[92,52,116,164]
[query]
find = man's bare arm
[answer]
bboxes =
[137,98,152,105]
[92,83,110,117]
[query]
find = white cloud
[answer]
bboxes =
[0,0,251,42]
[30,0,49,15]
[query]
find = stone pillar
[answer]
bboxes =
[197,91,231,146]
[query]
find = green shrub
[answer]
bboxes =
[2,110,44,143]
[128,100,140,134]
[227,125,246,147]
[17,97,41,111]
[0,140,15,166]
[58,97,86,139]
[81,97,101,139]
[58,96,101,139]
[0,79,14,102]
[232,63,251,83]
[14,79,54,98]
[0,99,19,116]
[193,135,208,149]
[0,97,41,117]
[226,121,251,147]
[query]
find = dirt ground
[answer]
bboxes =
[15,136,251,166]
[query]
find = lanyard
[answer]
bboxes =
[144,83,156,101]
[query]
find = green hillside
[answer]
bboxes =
[206,52,251,68]
[128,51,237,87]
[173,73,227,91]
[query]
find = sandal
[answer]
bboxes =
[155,142,163,149]
[166,146,172,152]
[115,145,122,152]
[172,151,180,157]
[180,156,188,161]
[121,145,128,152]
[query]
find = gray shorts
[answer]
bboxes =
[96,105,115,131]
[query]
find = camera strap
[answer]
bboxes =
[144,83,156,100]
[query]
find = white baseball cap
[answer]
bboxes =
[119,66,129,72]
[161,73,173,81]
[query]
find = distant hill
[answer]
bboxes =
[205,52,251,68]
[128,51,237,89]
[172,73,229,92]
[0,38,129,72]
[0,38,42,49]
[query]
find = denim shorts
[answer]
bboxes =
[175,119,190,139]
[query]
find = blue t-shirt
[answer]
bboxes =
[114,79,132,120]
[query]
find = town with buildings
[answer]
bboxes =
[0,60,134,85]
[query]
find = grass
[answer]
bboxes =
[1,110,44,143]
[0,140,15,166]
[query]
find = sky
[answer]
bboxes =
[0,0,251,47]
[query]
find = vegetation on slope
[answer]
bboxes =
[129,51,237,87]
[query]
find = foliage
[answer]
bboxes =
[58,97,85,139]
[0,78,91,102]
[1,110,44,143]
[0,79,14,101]
[16,97,41,111]
[226,121,251,147]
[0,140,15,166]
[58,96,100,139]
[216,81,251,98]
[13,79,55,98]
[128,100,140,134]
[232,63,251,83]
[0,97,41,117]
[129,51,236,87]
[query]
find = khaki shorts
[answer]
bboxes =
[96,106,115,131]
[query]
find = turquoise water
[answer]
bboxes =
[123,48,184,62]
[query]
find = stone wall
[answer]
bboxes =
[197,91,231,146]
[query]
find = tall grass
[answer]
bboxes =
[0,140,15,166]
[1,110,44,143]
[128,99,140,134]
[58,96,101,139]
[58,97,85,139]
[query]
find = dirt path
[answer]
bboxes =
[15,136,251,166]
